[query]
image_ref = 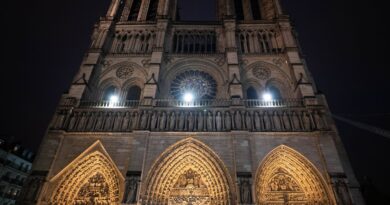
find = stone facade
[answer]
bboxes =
[18,0,365,204]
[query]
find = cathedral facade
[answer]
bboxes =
[19,0,365,204]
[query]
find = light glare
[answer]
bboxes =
[110,95,119,103]
[263,93,273,101]
[183,93,194,102]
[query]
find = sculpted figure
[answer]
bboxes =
[77,113,87,131]
[216,112,222,131]
[282,112,291,130]
[264,111,272,130]
[159,112,167,130]
[207,112,213,131]
[235,111,242,130]
[224,112,231,131]
[254,112,261,131]
[188,112,194,131]
[94,112,104,131]
[124,177,139,203]
[131,112,138,130]
[169,112,176,130]
[178,112,185,130]
[140,111,148,129]
[302,111,312,131]
[245,112,252,130]
[150,112,158,130]
[197,112,204,131]
[121,112,130,131]
[335,179,352,205]
[85,112,95,131]
[240,179,252,204]
[272,111,281,131]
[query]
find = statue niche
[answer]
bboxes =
[169,169,210,205]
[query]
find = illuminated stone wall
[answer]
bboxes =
[19,0,365,204]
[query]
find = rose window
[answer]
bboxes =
[170,70,217,100]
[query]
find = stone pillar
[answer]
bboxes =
[68,21,113,100]
[143,19,169,100]
[138,0,151,21]
[224,20,243,99]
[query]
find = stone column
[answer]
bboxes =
[106,0,121,18]
[242,0,253,20]
[224,20,243,99]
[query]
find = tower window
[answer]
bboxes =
[128,0,142,21]
[267,86,282,100]
[250,0,261,20]
[126,86,141,101]
[246,87,258,99]
[234,0,244,20]
[147,0,159,21]
[177,0,217,21]
[102,86,117,101]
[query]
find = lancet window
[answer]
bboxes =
[172,30,216,54]
[237,28,283,54]
[128,0,142,21]
[147,0,159,21]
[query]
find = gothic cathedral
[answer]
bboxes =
[18,0,365,204]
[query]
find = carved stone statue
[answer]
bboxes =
[151,112,158,130]
[178,112,185,130]
[121,112,130,131]
[207,112,213,131]
[314,111,325,130]
[302,111,312,131]
[104,112,114,131]
[282,112,291,130]
[140,111,148,129]
[263,111,271,131]
[272,111,281,131]
[124,177,139,203]
[94,112,104,131]
[169,112,176,130]
[159,112,167,131]
[197,112,204,131]
[216,112,222,131]
[131,112,138,130]
[235,111,242,130]
[240,179,252,204]
[77,113,87,131]
[224,112,231,131]
[188,112,194,131]
[335,179,352,205]
[112,113,122,131]
[254,112,261,131]
[245,112,251,130]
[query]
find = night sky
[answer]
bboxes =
[2,0,390,201]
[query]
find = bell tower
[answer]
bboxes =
[19,0,365,204]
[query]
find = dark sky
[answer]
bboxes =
[2,0,390,199]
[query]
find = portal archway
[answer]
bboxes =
[142,138,233,205]
[49,141,124,205]
[255,145,335,205]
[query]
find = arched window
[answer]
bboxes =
[268,85,282,100]
[246,87,258,99]
[102,86,117,101]
[128,0,142,21]
[126,86,141,101]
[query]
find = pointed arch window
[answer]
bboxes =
[267,85,282,100]
[128,0,142,21]
[250,0,261,20]
[246,87,258,99]
[234,0,244,20]
[147,0,159,21]
[126,86,141,101]
[102,86,117,101]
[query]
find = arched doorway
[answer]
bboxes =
[255,145,335,204]
[142,138,233,205]
[49,142,124,204]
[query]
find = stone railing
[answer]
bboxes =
[77,99,302,108]
[51,99,328,133]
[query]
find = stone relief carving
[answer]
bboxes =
[116,66,134,79]
[56,108,328,133]
[252,66,271,80]
[238,174,253,204]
